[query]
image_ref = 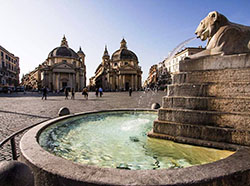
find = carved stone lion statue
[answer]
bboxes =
[190,11,250,58]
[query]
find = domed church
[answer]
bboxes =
[93,39,142,91]
[41,36,86,92]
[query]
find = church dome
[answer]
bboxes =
[111,39,138,61]
[48,47,79,58]
[111,48,138,61]
[48,36,79,59]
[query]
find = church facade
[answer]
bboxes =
[93,39,142,91]
[40,36,86,92]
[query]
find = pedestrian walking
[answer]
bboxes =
[42,86,48,100]
[82,87,88,100]
[65,87,69,100]
[99,87,103,97]
[71,88,75,100]
[129,87,132,96]
[95,88,99,97]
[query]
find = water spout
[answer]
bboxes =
[167,37,197,62]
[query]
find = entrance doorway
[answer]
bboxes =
[125,82,129,91]
[62,82,67,88]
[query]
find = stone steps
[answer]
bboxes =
[148,127,247,149]
[152,54,250,147]
[168,82,250,97]
[158,108,250,130]
[162,96,250,113]
[173,68,250,84]
[152,120,250,146]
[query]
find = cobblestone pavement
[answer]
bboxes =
[0,91,166,161]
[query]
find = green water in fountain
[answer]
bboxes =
[39,111,233,170]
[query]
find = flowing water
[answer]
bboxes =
[167,37,197,62]
[39,111,233,170]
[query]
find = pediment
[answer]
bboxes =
[119,65,137,71]
[52,61,75,73]
[52,62,74,70]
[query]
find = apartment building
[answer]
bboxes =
[0,45,20,88]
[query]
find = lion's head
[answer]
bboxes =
[195,11,229,42]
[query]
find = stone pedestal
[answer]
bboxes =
[149,54,250,149]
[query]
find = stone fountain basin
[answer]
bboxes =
[20,109,250,186]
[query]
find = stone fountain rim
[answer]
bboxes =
[20,109,250,186]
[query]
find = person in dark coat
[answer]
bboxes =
[71,88,75,100]
[95,88,99,97]
[42,86,48,100]
[129,87,132,96]
[65,87,69,100]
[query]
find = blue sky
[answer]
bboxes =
[1,0,250,83]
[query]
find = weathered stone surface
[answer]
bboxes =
[180,53,250,72]
[153,120,250,146]
[19,114,250,186]
[168,82,250,98]
[168,83,209,97]
[173,68,250,84]
[158,108,250,130]
[0,160,34,186]
[154,54,250,151]
[163,96,250,113]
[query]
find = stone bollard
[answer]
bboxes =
[151,103,161,109]
[58,107,70,116]
[0,161,34,186]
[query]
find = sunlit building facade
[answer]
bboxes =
[92,39,142,91]
[22,36,86,92]
[164,47,204,73]
[0,45,20,88]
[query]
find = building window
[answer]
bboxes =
[62,60,67,63]
[2,61,5,67]
[1,52,3,57]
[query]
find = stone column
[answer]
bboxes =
[116,75,118,90]
[57,73,60,91]
[68,73,72,88]
[139,76,141,89]
[52,73,56,91]
[110,76,112,90]
[76,71,79,91]
[55,73,58,91]
[123,75,125,90]
[132,74,134,90]
[119,75,122,90]
[135,75,138,91]
[72,73,76,90]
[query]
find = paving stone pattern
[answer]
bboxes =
[0,91,165,161]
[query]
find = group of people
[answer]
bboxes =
[41,86,89,100]
[64,87,75,100]
[41,86,133,100]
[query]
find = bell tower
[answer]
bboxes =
[102,45,110,65]
[77,46,85,66]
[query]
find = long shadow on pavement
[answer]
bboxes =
[0,110,52,119]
